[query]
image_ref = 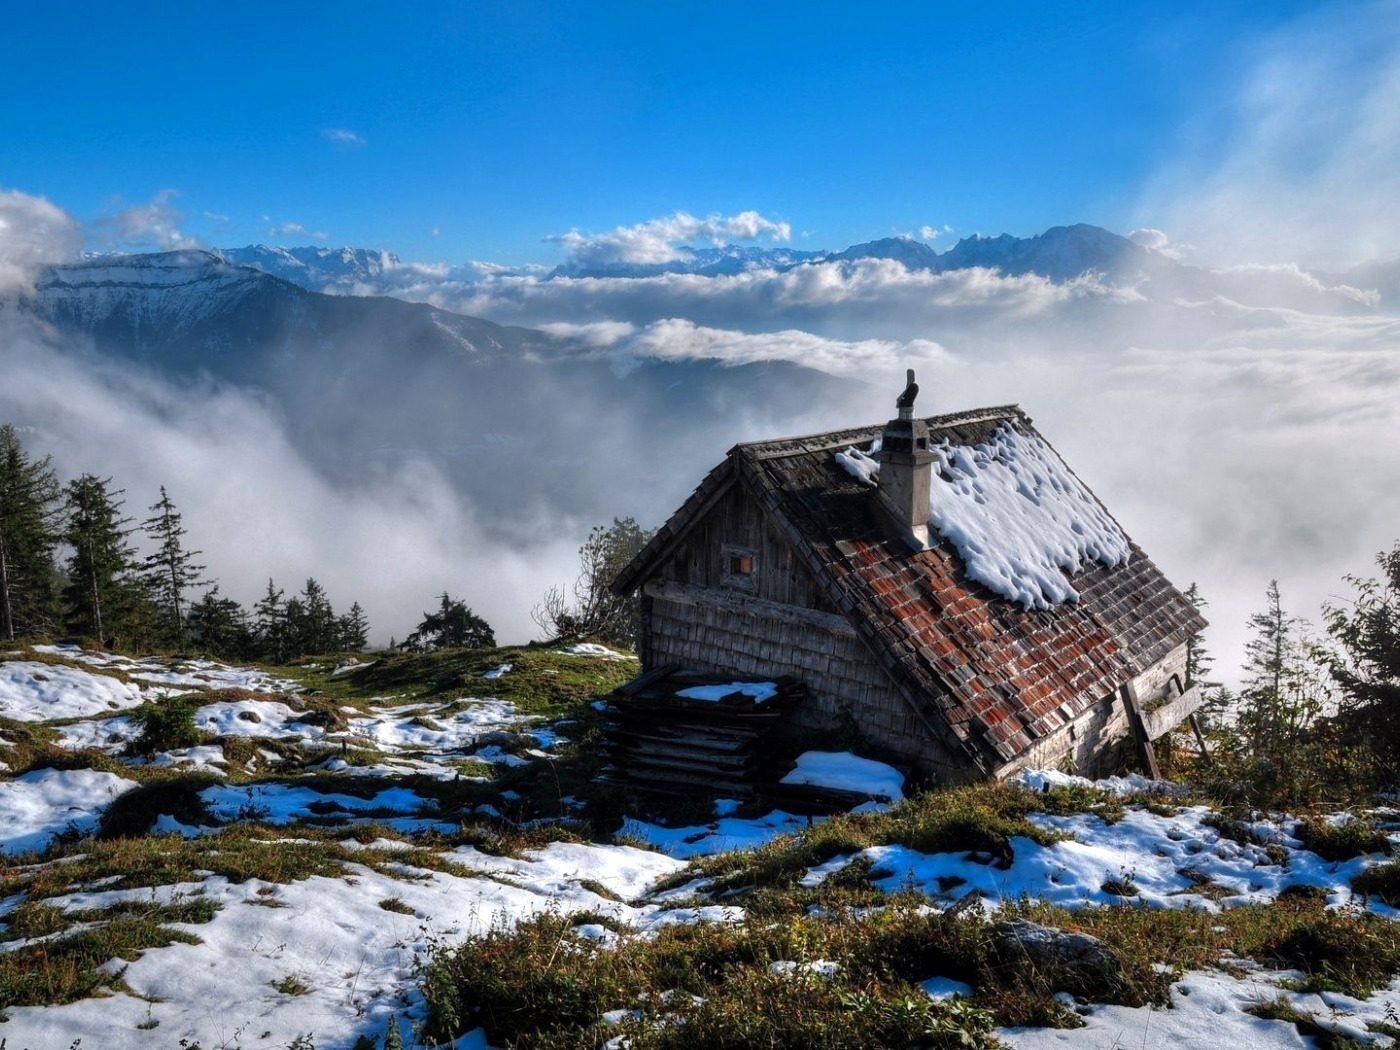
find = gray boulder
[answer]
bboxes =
[992,919,1126,997]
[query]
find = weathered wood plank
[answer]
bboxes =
[1142,685,1205,741]
[613,663,682,697]
[644,579,856,638]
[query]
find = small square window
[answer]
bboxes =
[722,544,759,592]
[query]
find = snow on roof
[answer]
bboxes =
[836,422,1130,609]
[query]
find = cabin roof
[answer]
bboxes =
[614,404,1207,773]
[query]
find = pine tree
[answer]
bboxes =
[1323,541,1400,769]
[253,579,287,663]
[186,585,253,659]
[0,424,62,640]
[299,578,336,655]
[339,601,369,651]
[404,593,495,651]
[61,474,139,646]
[140,486,205,647]
[283,596,308,656]
[1236,580,1321,759]
[1183,582,1232,729]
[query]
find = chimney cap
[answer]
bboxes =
[896,368,919,420]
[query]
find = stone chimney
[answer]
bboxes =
[875,369,934,551]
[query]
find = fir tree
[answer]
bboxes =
[0,424,62,640]
[141,486,205,646]
[61,474,139,646]
[1322,541,1400,770]
[283,596,308,656]
[339,601,369,651]
[1236,580,1322,759]
[253,579,287,663]
[404,593,495,651]
[186,585,253,660]
[299,577,337,654]
[1183,582,1232,728]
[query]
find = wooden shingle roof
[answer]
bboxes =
[615,405,1207,774]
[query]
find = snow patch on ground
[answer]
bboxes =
[344,699,524,752]
[0,661,144,721]
[200,782,435,825]
[999,968,1399,1049]
[1014,768,1181,796]
[560,643,635,660]
[0,768,138,854]
[622,809,816,859]
[0,841,689,1050]
[55,715,140,752]
[195,699,325,742]
[802,803,1391,912]
[922,976,974,1001]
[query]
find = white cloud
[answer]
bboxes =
[266,222,328,241]
[1142,1,1400,267]
[612,319,952,379]
[406,257,1136,338]
[0,328,580,646]
[546,210,791,266]
[96,189,198,251]
[321,128,367,148]
[919,224,953,241]
[537,320,638,348]
[0,187,81,294]
[1128,227,1169,251]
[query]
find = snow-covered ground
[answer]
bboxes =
[621,806,816,859]
[1001,968,1400,1049]
[0,767,138,853]
[6,644,1400,1049]
[0,659,144,720]
[800,803,1391,911]
[780,749,906,800]
[1,841,689,1050]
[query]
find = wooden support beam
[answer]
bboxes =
[1187,712,1212,764]
[1120,684,1161,779]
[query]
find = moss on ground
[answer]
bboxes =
[268,644,637,718]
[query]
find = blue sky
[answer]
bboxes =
[2,0,1340,263]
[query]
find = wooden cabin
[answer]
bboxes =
[611,377,1208,784]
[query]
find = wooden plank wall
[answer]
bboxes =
[645,588,960,772]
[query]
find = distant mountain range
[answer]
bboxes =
[182,224,1394,314]
[212,224,1160,288]
[30,249,553,378]
[11,248,856,529]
